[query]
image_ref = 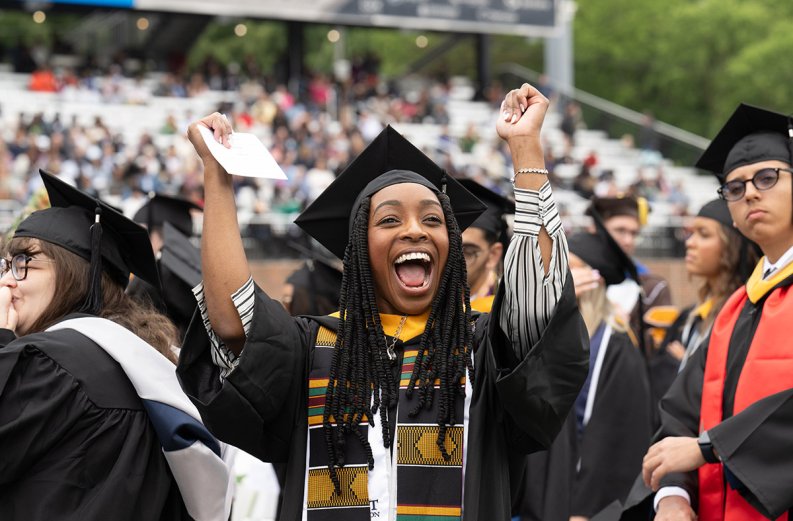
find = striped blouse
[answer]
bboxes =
[194,180,568,379]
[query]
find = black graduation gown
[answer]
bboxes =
[0,317,188,520]
[598,275,793,520]
[646,305,695,427]
[177,274,589,521]
[513,328,652,520]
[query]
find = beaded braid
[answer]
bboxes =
[323,191,474,493]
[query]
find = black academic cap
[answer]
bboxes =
[696,199,733,229]
[568,231,636,287]
[294,125,486,260]
[457,178,515,238]
[133,193,202,237]
[160,221,202,288]
[696,199,761,281]
[14,170,160,312]
[695,103,793,181]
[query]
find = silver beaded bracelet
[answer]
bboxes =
[511,167,549,184]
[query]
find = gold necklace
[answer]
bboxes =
[386,315,408,361]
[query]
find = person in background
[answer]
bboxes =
[0,170,231,520]
[281,242,343,317]
[588,195,672,350]
[513,225,651,521]
[128,193,202,338]
[649,198,759,406]
[458,178,515,313]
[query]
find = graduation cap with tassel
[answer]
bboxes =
[13,170,160,315]
[294,125,487,260]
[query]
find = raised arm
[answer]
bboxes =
[187,113,250,354]
[498,83,554,271]
[496,84,571,355]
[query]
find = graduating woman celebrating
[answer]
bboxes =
[177,84,588,521]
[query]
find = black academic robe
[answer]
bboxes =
[0,316,188,520]
[513,327,652,520]
[177,274,589,521]
[646,305,695,427]
[598,275,793,520]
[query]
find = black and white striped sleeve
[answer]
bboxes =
[192,276,256,380]
[498,180,569,359]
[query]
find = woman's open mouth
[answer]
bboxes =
[394,251,433,294]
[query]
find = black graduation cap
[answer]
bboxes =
[14,170,160,314]
[160,221,202,288]
[294,126,487,260]
[567,228,637,287]
[457,178,515,239]
[695,103,793,182]
[133,193,202,237]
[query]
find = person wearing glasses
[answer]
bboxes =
[0,171,232,520]
[458,178,515,313]
[607,104,793,521]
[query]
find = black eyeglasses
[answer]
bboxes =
[0,253,55,281]
[718,167,793,202]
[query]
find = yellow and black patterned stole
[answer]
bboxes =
[396,347,465,521]
[305,316,465,521]
[307,325,371,521]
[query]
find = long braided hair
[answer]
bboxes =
[322,188,474,492]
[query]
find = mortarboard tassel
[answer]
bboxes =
[79,207,104,314]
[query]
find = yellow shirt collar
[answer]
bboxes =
[694,298,714,320]
[746,257,793,303]
[330,310,430,342]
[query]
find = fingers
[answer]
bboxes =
[7,305,17,332]
[0,286,14,331]
[194,112,233,148]
[571,267,601,296]
[501,83,549,124]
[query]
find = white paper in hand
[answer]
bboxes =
[198,125,287,180]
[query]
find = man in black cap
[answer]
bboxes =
[128,193,203,338]
[458,178,515,313]
[178,84,588,521]
[0,171,231,519]
[602,104,793,521]
[588,195,672,350]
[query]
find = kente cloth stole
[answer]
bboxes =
[304,317,467,521]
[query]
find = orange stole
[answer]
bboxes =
[698,284,793,521]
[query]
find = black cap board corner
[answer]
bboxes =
[133,193,202,238]
[457,178,515,238]
[294,125,486,259]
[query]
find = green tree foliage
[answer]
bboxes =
[574,0,793,136]
[186,20,286,74]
